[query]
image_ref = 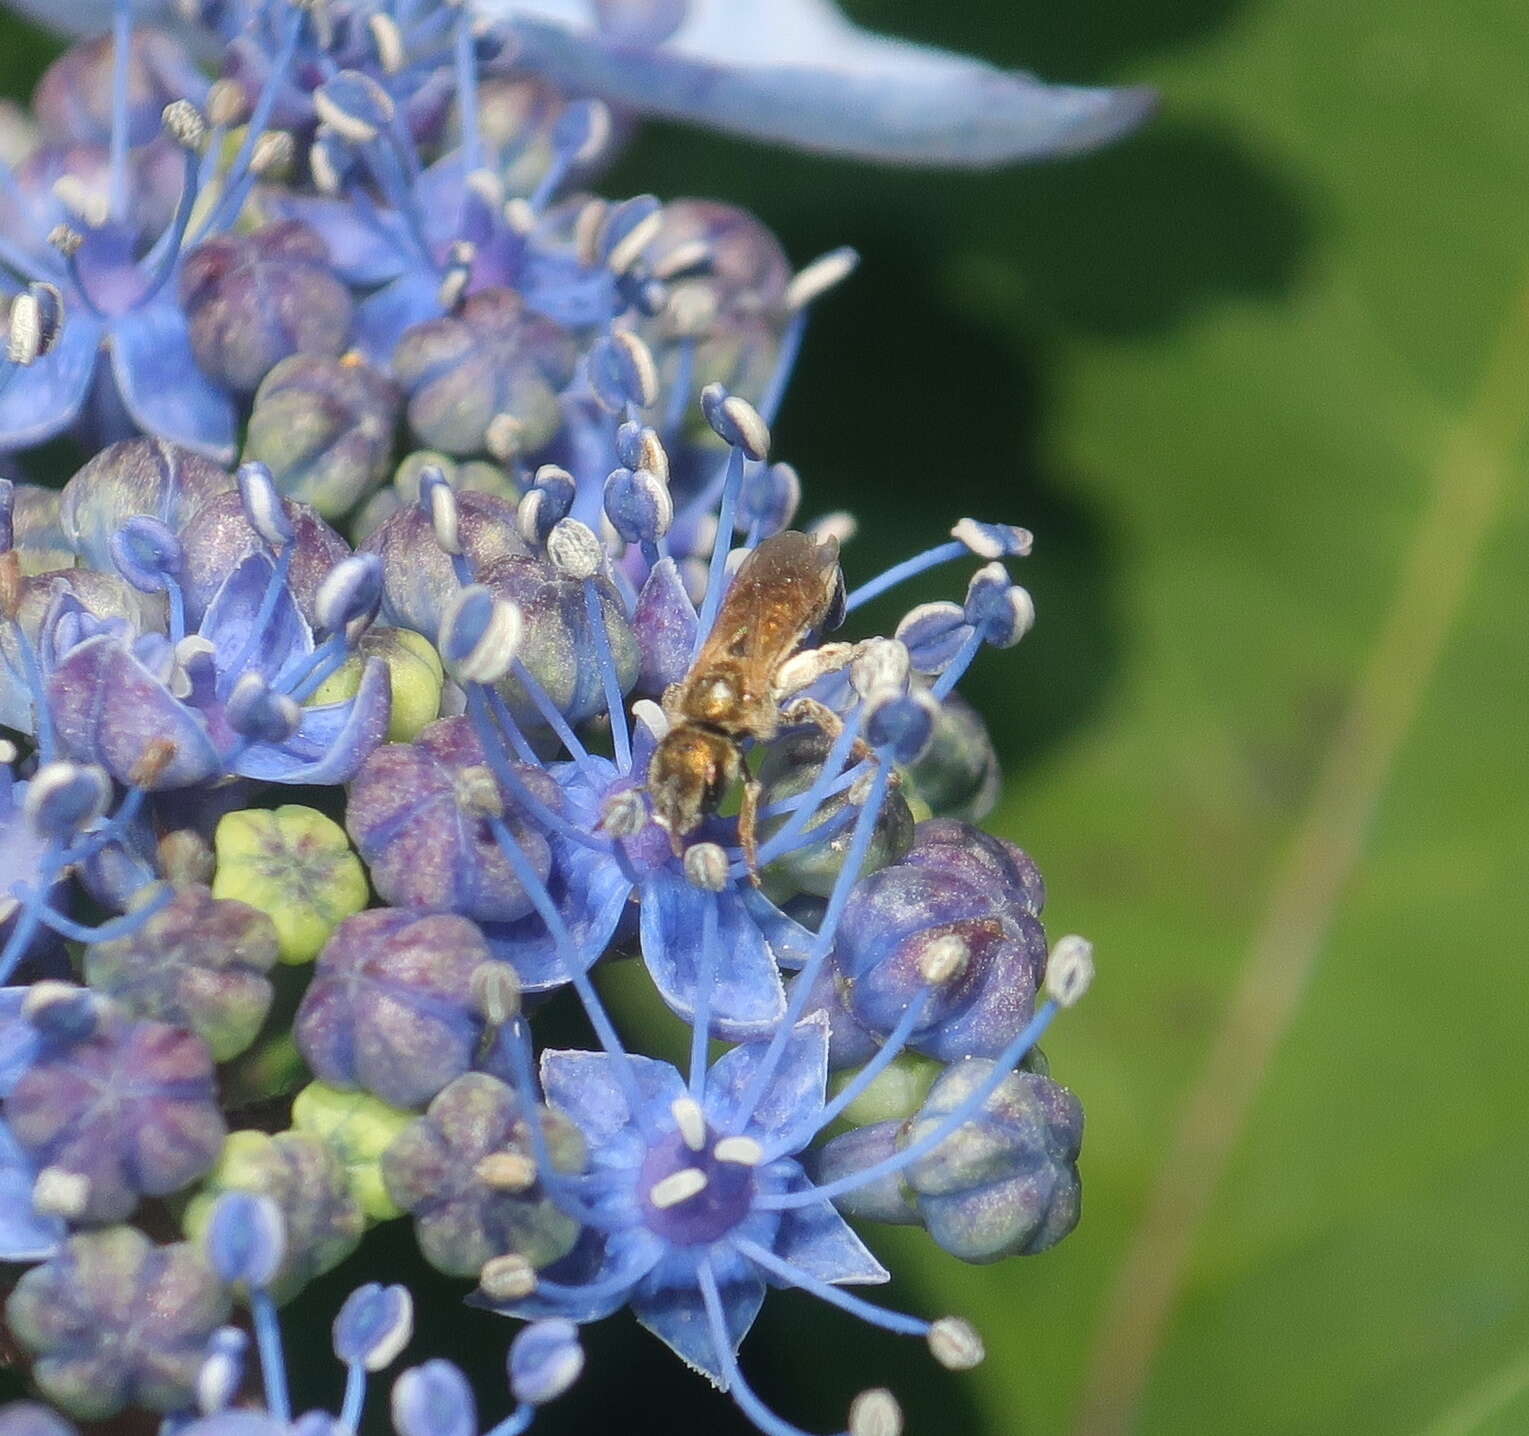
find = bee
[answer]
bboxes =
[647,529,850,870]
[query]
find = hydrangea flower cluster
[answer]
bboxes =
[0,3,1141,1432]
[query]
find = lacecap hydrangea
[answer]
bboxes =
[0,2,1144,1432]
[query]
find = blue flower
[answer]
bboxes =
[492,0,1155,167]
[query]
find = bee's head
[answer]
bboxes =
[646,724,740,849]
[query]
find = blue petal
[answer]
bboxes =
[47,635,222,787]
[109,301,237,463]
[0,312,100,450]
[639,872,786,1039]
[353,271,445,369]
[470,1226,663,1323]
[480,838,631,992]
[770,1175,889,1286]
[0,1118,64,1263]
[233,656,391,784]
[265,192,414,288]
[0,988,40,1098]
[703,1015,829,1154]
[199,554,313,685]
[497,0,1155,167]
[630,1245,763,1387]
[540,1047,686,1152]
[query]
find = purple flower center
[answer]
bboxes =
[637,1125,756,1246]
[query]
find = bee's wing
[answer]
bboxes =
[698,531,842,686]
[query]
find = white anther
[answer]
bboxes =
[49,178,106,230]
[313,89,390,146]
[663,283,716,339]
[610,329,659,407]
[478,1253,537,1301]
[605,207,664,276]
[459,598,523,687]
[428,477,461,555]
[919,933,969,986]
[6,288,50,365]
[785,246,859,312]
[474,1151,538,1193]
[632,698,670,741]
[361,1287,414,1371]
[650,237,710,282]
[161,98,208,151]
[810,511,858,546]
[634,427,669,483]
[850,638,911,698]
[648,1167,708,1210]
[546,518,604,581]
[168,635,216,699]
[951,517,1033,560]
[573,198,608,267]
[848,1388,902,1436]
[485,412,525,463]
[772,642,855,701]
[713,1136,763,1167]
[927,1316,985,1371]
[310,137,343,194]
[367,12,406,72]
[206,78,248,128]
[504,196,537,236]
[683,841,730,893]
[1045,934,1094,1008]
[716,394,770,460]
[32,1165,89,1219]
[437,264,471,313]
[471,961,521,1025]
[670,1097,707,1152]
[600,787,649,838]
[0,738,17,765]
[21,980,83,1023]
[569,100,612,164]
[250,131,294,178]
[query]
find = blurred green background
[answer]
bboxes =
[3,1,1528,1433]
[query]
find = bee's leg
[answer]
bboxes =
[738,773,764,883]
[780,696,875,767]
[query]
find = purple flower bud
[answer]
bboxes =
[800,821,1048,1068]
[332,1282,413,1371]
[508,1319,584,1406]
[477,554,639,728]
[347,716,558,923]
[33,32,205,147]
[380,1072,583,1278]
[178,489,350,629]
[295,908,496,1109]
[6,1227,230,1419]
[8,1013,226,1222]
[205,1191,287,1288]
[244,354,401,518]
[364,488,527,641]
[181,222,354,395]
[84,883,279,1061]
[391,1360,476,1436]
[59,439,234,574]
[392,289,577,456]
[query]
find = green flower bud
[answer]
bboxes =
[308,626,443,742]
[291,1080,415,1222]
[184,1129,363,1302]
[211,805,368,964]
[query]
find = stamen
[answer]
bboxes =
[480,1253,538,1301]
[927,1317,985,1371]
[712,1137,762,1167]
[733,1236,925,1339]
[648,1167,707,1209]
[844,540,966,614]
[848,1390,902,1436]
[474,1152,538,1193]
[670,1097,707,1151]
